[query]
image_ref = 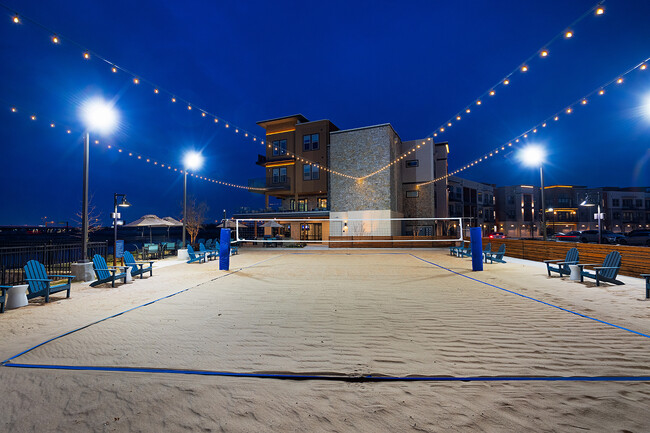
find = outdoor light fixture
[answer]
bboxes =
[113,193,131,266]
[519,145,548,241]
[81,98,119,134]
[580,192,603,244]
[182,151,204,247]
[78,97,119,263]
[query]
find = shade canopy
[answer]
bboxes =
[124,214,172,227]
[162,216,183,226]
[260,221,283,228]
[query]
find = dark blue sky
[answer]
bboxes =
[1,0,649,226]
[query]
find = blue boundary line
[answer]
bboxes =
[1,254,283,365]
[409,253,650,339]
[4,251,650,383]
[3,362,650,382]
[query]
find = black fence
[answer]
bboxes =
[0,242,108,286]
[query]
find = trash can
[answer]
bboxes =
[6,284,29,309]
[569,265,581,281]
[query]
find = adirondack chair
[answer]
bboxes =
[544,247,579,277]
[484,244,506,264]
[205,239,213,249]
[577,251,623,286]
[230,242,239,255]
[483,243,492,259]
[197,238,206,247]
[642,274,650,299]
[23,260,74,302]
[123,251,153,279]
[187,244,206,264]
[91,254,127,287]
[0,285,9,313]
[459,244,472,258]
[199,243,218,260]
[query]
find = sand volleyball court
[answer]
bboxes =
[2,249,650,431]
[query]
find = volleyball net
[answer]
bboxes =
[233,217,464,245]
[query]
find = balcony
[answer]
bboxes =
[248,176,292,191]
[256,154,295,167]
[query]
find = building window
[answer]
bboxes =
[612,198,620,207]
[507,195,515,205]
[405,160,419,168]
[318,198,327,209]
[406,190,419,198]
[302,134,319,151]
[636,199,643,208]
[273,139,287,156]
[272,167,287,183]
[623,199,633,208]
[303,164,319,180]
[298,199,307,212]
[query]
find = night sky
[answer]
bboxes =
[1,0,649,226]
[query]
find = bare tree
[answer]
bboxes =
[72,194,103,236]
[184,197,209,245]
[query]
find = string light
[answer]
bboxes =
[540,50,549,57]
[565,30,573,38]
[1,4,268,148]
[595,6,605,15]
[415,54,650,188]
[503,79,510,85]
[521,65,529,72]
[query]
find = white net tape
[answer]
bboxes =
[234,217,463,244]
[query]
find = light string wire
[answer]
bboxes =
[416,55,650,187]
[357,0,607,181]
[0,2,265,146]
[1,99,265,191]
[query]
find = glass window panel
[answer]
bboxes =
[303,164,311,180]
[312,165,319,180]
[311,133,319,150]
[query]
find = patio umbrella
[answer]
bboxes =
[260,221,283,228]
[217,220,247,228]
[162,217,183,240]
[124,214,172,242]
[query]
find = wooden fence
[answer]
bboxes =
[480,238,650,278]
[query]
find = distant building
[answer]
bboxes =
[600,187,650,233]
[494,184,541,238]
[542,185,585,233]
[447,176,496,235]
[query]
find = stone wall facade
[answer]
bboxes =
[329,124,402,214]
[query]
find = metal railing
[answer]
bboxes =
[0,242,107,286]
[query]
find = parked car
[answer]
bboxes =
[579,230,626,244]
[488,232,506,239]
[554,231,582,242]
[619,230,650,246]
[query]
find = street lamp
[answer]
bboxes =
[547,208,555,235]
[580,191,603,244]
[182,151,203,247]
[519,145,547,241]
[113,194,131,266]
[79,98,118,262]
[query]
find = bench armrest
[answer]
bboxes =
[577,263,599,267]
[25,278,53,283]
[594,266,620,270]
[50,275,75,280]
[543,259,563,263]
[94,268,117,275]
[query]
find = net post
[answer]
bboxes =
[219,229,231,271]
[470,227,483,271]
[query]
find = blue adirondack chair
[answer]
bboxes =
[199,243,218,260]
[578,251,623,286]
[24,260,74,302]
[0,285,9,313]
[484,244,506,264]
[187,245,206,264]
[205,239,213,249]
[642,274,650,299]
[459,244,472,258]
[91,254,127,287]
[123,251,154,279]
[544,247,579,277]
[482,243,492,261]
[230,242,239,255]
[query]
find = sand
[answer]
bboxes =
[1,249,650,432]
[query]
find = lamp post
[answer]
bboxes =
[547,208,555,235]
[182,151,203,247]
[113,194,131,266]
[580,191,602,244]
[80,98,118,262]
[519,145,547,241]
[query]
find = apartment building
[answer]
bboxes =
[494,184,541,238]
[447,176,496,235]
[253,114,338,212]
